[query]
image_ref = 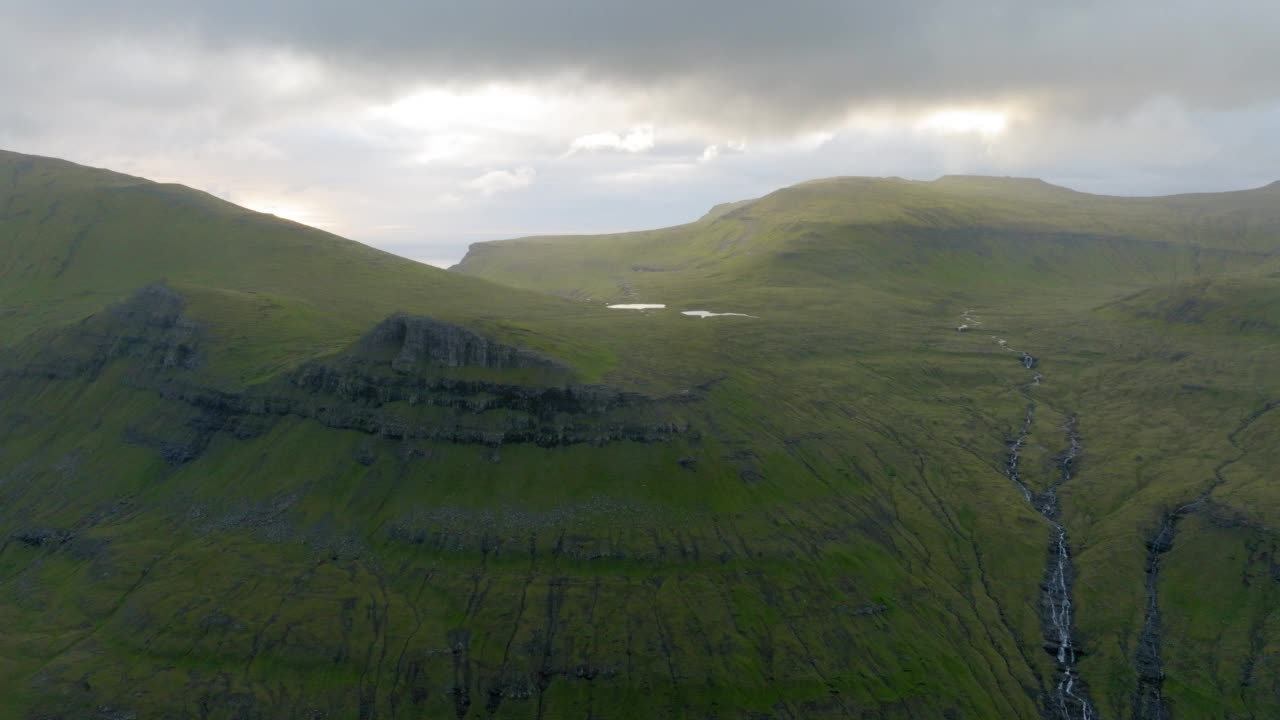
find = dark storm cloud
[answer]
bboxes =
[8,1,1279,131]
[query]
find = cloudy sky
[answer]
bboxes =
[3,1,1277,266]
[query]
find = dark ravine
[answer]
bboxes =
[1041,418,1093,720]
[1132,399,1280,720]
[1035,416,1081,521]
[1005,405,1035,503]
[1132,502,1189,720]
[999,350,1096,720]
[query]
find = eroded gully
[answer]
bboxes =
[979,316,1096,719]
[1132,399,1279,720]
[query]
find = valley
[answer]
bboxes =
[1,151,1278,718]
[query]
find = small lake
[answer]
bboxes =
[606,304,758,318]
[682,310,758,318]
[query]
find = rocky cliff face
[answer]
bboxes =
[14,284,204,379]
[360,312,565,372]
[106,284,203,367]
[3,285,691,464]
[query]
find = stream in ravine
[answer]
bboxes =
[969,312,1097,719]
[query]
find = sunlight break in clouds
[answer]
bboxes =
[239,198,331,228]
[915,110,1009,138]
[569,125,656,154]
[4,3,1277,266]
[370,85,552,133]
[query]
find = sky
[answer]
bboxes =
[2,1,1278,267]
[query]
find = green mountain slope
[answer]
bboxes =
[457,175,1280,719]
[0,149,622,384]
[2,150,1279,719]
[454,175,1280,306]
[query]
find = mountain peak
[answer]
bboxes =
[935,173,1044,182]
[933,174,1055,187]
[930,174,1079,197]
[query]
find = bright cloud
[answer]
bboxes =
[569,125,656,154]
[2,3,1277,267]
[698,139,747,163]
[465,166,537,196]
[369,86,552,133]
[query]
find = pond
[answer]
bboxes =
[681,310,758,319]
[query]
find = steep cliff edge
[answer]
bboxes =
[4,285,689,459]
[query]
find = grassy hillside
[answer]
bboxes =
[454,175,1280,306]
[0,150,627,384]
[458,174,1280,719]
[1,151,1278,719]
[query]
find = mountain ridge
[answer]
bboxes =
[453,169,1280,308]
[0,149,1278,719]
[0,149,630,386]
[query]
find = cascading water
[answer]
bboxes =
[1005,411,1095,719]
[988,330,1096,719]
[1037,418,1080,518]
[1005,406,1035,502]
[1039,419,1094,720]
